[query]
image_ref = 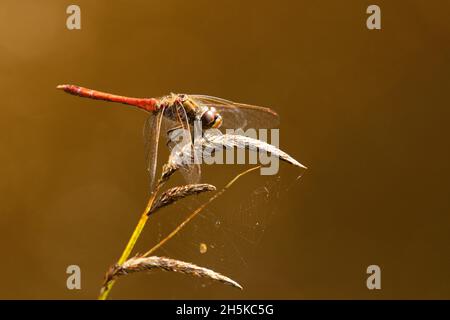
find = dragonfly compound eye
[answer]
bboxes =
[201,110,216,127]
[201,109,222,128]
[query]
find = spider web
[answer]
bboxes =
[143,163,305,288]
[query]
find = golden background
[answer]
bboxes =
[1,0,449,299]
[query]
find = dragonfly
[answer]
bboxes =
[56,84,279,190]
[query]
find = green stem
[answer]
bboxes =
[98,189,158,300]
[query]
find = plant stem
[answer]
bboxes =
[98,188,159,300]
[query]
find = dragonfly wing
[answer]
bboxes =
[143,108,165,192]
[164,103,201,184]
[191,95,280,130]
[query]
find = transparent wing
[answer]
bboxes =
[143,108,165,192]
[190,95,280,130]
[163,103,201,184]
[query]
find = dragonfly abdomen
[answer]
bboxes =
[57,84,158,112]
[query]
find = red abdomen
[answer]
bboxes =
[57,84,159,112]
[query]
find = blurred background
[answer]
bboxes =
[1,0,450,299]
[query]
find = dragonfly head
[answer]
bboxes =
[176,94,223,129]
[201,107,223,129]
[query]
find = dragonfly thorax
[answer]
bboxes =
[166,94,223,129]
[183,96,223,128]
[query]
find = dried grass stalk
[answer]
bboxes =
[177,132,306,169]
[150,184,216,214]
[108,256,243,290]
[204,132,307,168]
[158,162,180,186]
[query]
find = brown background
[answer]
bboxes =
[1,0,450,299]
